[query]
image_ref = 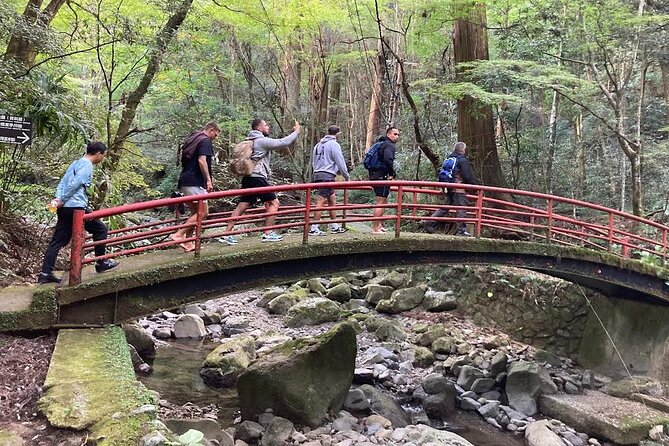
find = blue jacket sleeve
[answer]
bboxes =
[57,160,92,204]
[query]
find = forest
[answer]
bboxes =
[1,0,668,235]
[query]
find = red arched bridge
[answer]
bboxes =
[12,181,669,328]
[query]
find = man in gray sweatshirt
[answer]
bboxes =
[310,125,349,235]
[221,118,301,244]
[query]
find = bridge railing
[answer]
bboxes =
[68,181,669,285]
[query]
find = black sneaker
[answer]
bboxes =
[456,230,472,237]
[37,273,60,284]
[96,259,119,273]
[423,222,437,234]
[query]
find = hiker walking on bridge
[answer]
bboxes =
[309,125,349,236]
[38,141,119,284]
[220,118,301,245]
[365,127,398,234]
[170,122,221,252]
[424,141,478,237]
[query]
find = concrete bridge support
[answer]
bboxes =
[578,295,669,381]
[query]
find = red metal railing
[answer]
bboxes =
[68,181,669,285]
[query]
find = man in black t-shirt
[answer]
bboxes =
[171,122,220,252]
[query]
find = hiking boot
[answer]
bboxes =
[261,231,283,242]
[330,226,346,234]
[456,230,472,237]
[219,235,239,245]
[309,228,327,236]
[96,259,119,273]
[37,273,60,284]
[423,222,437,234]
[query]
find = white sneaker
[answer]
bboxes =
[309,228,327,236]
[330,226,346,234]
[219,235,238,245]
[261,231,283,242]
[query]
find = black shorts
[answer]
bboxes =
[240,176,277,204]
[313,172,336,198]
[372,184,391,198]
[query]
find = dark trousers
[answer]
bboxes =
[41,207,108,274]
[426,192,468,232]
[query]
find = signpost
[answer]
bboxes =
[0,115,32,145]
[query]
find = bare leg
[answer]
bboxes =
[263,198,280,234]
[225,201,252,233]
[372,196,387,233]
[327,193,337,221]
[313,195,328,228]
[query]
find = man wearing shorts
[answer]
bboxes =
[309,125,349,236]
[368,127,398,233]
[171,122,220,252]
[220,118,301,244]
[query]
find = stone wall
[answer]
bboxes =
[418,265,596,356]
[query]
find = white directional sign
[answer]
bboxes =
[0,115,33,145]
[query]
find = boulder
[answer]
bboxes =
[456,365,484,391]
[174,314,206,339]
[404,424,474,445]
[364,284,394,305]
[422,290,457,312]
[525,420,564,446]
[326,283,352,303]
[413,346,435,368]
[284,298,341,327]
[432,336,456,354]
[344,388,369,411]
[489,351,508,376]
[374,319,407,342]
[505,361,558,416]
[376,286,425,314]
[358,384,411,428]
[415,324,447,347]
[267,293,300,315]
[183,304,205,318]
[377,271,410,288]
[423,393,456,420]
[235,420,263,443]
[260,417,294,446]
[200,336,256,388]
[257,288,285,308]
[237,323,357,427]
[164,419,232,446]
[122,322,156,360]
[306,278,327,294]
[421,374,454,395]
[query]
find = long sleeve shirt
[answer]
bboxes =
[56,157,93,208]
[312,135,350,180]
[248,129,300,179]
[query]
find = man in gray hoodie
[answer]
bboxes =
[221,118,301,244]
[309,125,350,235]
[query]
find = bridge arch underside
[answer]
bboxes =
[57,237,669,326]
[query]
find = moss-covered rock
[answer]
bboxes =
[376,286,425,314]
[364,284,394,305]
[38,327,160,445]
[284,298,341,327]
[306,278,327,294]
[326,283,352,303]
[267,293,301,315]
[374,319,407,342]
[413,346,435,368]
[237,322,357,427]
[200,336,256,388]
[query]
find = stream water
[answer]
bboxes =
[139,338,526,446]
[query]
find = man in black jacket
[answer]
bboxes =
[368,127,398,233]
[425,141,478,236]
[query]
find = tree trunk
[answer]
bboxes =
[4,0,67,67]
[661,58,669,128]
[93,0,194,207]
[365,40,385,149]
[546,89,559,194]
[453,2,507,188]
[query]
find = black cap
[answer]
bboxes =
[327,125,341,136]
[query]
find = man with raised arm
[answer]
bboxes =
[220,118,301,245]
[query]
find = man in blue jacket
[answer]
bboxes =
[38,141,118,284]
[309,125,349,235]
[368,127,398,233]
